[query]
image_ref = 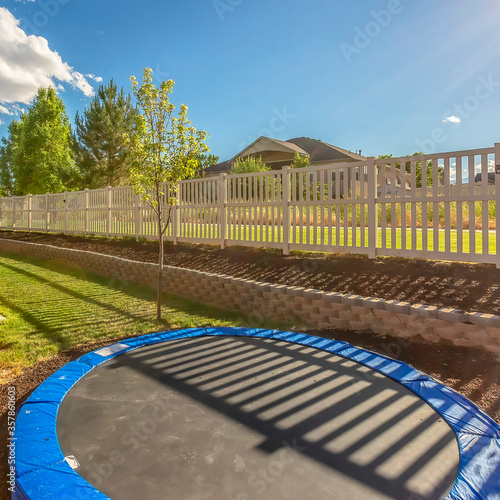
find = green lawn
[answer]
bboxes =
[0,253,284,381]
[225,226,496,255]
[23,218,497,255]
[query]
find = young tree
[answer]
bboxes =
[128,68,209,321]
[0,87,77,195]
[290,152,310,169]
[230,155,270,174]
[74,80,138,188]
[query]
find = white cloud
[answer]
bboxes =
[475,160,496,174]
[442,116,461,124]
[0,119,4,125]
[0,104,14,115]
[0,7,95,110]
[86,73,103,83]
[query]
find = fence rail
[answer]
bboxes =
[1,143,499,267]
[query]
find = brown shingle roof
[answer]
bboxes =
[204,136,365,175]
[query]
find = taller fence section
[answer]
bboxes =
[0,143,498,266]
[375,146,497,265]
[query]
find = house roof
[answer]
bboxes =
[236,137,308,160]
[286,137,366,163]
[204,136,365,175]
[475,172,495,184]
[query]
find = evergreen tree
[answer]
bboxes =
[0,120,21,196]
[75,79,138,188]
[0,87,77,195]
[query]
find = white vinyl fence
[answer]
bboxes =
[1,144,499,267]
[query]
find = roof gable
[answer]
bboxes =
[233,136,307,161]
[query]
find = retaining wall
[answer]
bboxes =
[1,238,500,354]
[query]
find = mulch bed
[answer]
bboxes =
[1,230,499,498]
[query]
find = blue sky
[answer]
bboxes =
[1,0,500,162]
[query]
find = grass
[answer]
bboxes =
[0,253,285,383]
[23,219,498,255]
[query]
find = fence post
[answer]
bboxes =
[84,188,89,236]
[218,174,227,249]
[282,166,291,255]
[367,157,377,259]
[64,191,68,235]
[135,193,141,242]
[45,193,49,232]
[495,142,500,269]
[12,196,15,229]
[172,184,181,245]
[106,186,112,238]
[28,195,32,232]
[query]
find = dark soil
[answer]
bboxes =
[1,230,500,499]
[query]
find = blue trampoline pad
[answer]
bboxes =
[13,328,500,499]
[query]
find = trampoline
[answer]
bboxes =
[13,327,500,500]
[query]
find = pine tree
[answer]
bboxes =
[0,120,21,196]
[75,79,138,188]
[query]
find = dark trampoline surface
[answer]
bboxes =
[56,335,460,500]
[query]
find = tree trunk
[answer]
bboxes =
[157,216,163,322]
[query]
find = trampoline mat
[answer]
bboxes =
[57,335,460,499]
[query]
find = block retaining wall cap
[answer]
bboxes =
[268,284,289,295]
[410,304,439,319]
[437,308,468,323]
[322,292,344,303]
[385,300,411,315]
[467,312,500,328]
[287,286,307,297]
[254,283,272,293]
[340,294,363,306]
[361,297,386,310]
[303,289,324,299]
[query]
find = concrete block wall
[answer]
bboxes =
[1,238,500,354]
